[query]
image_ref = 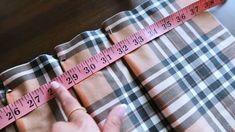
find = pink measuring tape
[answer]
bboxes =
[0,0,224,129]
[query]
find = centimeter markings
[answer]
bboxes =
[0,0,224,129]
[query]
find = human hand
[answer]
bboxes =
[50,81,127,132]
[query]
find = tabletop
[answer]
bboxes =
[0,0,234,73]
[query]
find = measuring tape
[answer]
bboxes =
[0,0,224,129]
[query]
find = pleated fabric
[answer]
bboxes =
[0,55,68,132]
[1,0,235,131]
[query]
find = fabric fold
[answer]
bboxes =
[0,54,66,132]
[55,29,172,131]
[102,0,235,131]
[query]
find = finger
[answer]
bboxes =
[51,81,88,122]
[51,81,100,131]
[102,104,127,132]
[51,81,82,116]
[51,122,78,132]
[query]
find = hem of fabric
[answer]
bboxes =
[0,54,54,76]
[54,29,108,61]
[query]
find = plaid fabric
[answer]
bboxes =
[0,55,67,131]
[1,0,235,131]
[0,82,16,132]
[103,0,235,131]
[55,29,171,131]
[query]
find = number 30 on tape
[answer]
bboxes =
[0,0,224,129]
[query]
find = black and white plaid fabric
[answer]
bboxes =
[103,0,235,131]
[0,55,69,131]
[55,29,173,131]
[1,0,235,131]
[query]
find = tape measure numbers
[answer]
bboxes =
[0,0,224,129]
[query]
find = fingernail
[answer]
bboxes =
[116,104,128,118]
[51,81,60,89]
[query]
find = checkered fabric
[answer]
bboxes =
[55,29,171,131]
[103,0,235,131]
[0,83,16,132]
[1,0,235,131]
[0,55,67,132]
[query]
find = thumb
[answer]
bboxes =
[102,104,127,132]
